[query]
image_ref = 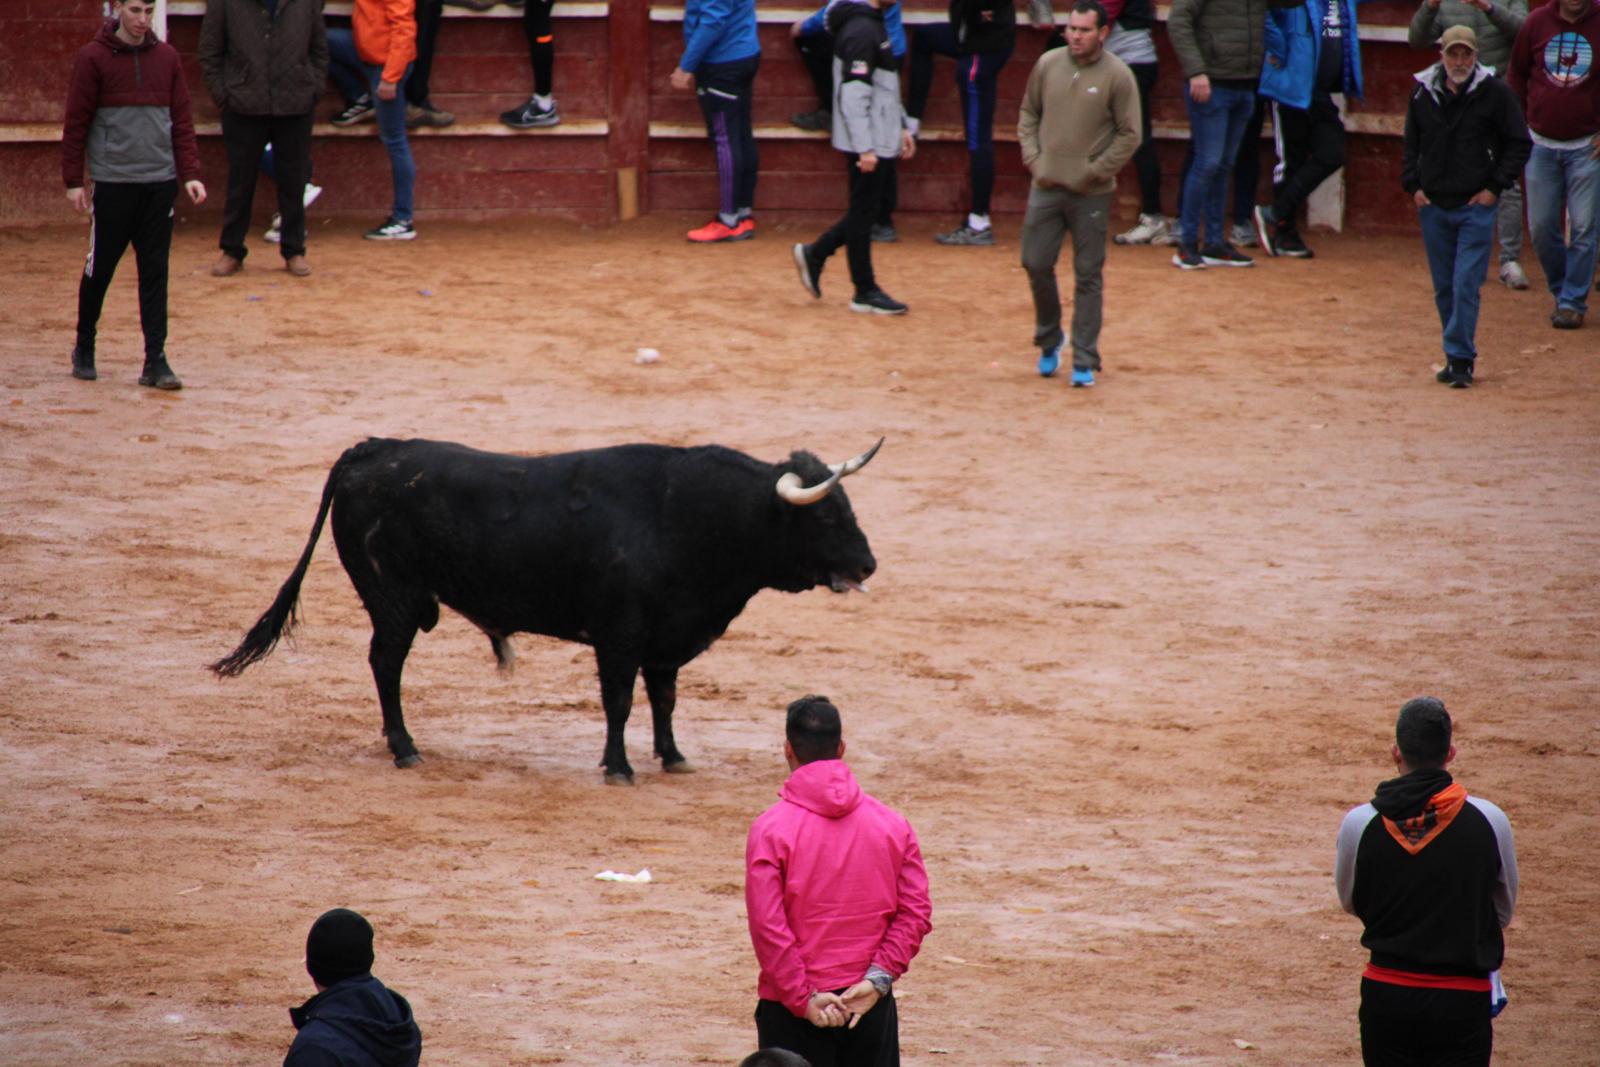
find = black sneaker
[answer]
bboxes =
[331,94,374,127]
[792,243,822,299]
[71,344,96,381]
[1275,231,1315,258]
[1201,243,1255,267]
[850,288,908,315]
[1171,244,1206,270]
[1253,204,1280,257]
[501,97,560,129]
[138,353,182,390]
[870,224,898,243]
[365,216,416,241]
[790,109,831,132]
[1435,359,1473,387]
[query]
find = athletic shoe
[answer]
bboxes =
[1230,220,1256,247]
[791,109,831,132]
[1114,213,1170,245]
[1552,307,1584,329]
[1498,261,1529,290]
[332,95,374,127]
[138,353,182,390]
[1275,231,1315,258]
[1071,367,1095,388]
[501,97,560,129]
[1253,204,1281,257]
[443,0,498,9]
[850,289,908,315]
[792,243,822,298]
[688,219,752,243]
[1436,359,1473,387]
[1038,344,1061,377]
[71,344,96,381]
[364,216,416,241]
[406,103,455,128]
[870,224,898,243]
[1201,243,1255,267]
[936,223,995,246]
[264,213,282,243]
[1172,244,1206,270]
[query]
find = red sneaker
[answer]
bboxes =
[688,218,755,243]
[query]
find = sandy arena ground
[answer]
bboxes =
[1,213,1597,1066]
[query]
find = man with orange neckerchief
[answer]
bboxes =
[1335,697,1518,1065]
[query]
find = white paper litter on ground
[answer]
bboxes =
[594,869,652,883]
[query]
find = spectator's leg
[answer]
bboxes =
[368,61,417,222]
[76,182,138,356]
[1130,61,1162,216]
[325,29,370,106]
[1271,92,1343,232]
[524,0,556,98]
[1020,185,1069,353]
[1210,86,1255,247]
[1448,202,1497,363]
[733,54,759,217]
[129,180,178,362]
[271,112,314,259]
[1179,83,1228,249]
[1066,191,1111,371]
[406,0,444,108]
[962,46,1011,219]
[1524,145,1569,305]
[219,110,270,262]
[844,164,887,294]
[812,155,857,266]
[795,30,835,113]
[1557,146,1599,315]
[1231,95,1265,226]
[1418,203,1459,347]
[906,21,959,122]
[877,157,898,229]
[1495,179,1523,265]
[694,60,743,225]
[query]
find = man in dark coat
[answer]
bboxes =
[284,909,422,1067]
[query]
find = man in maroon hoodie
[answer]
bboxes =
[744,695,933,1067]
[62,0,206,389]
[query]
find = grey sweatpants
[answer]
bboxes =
[1020,184,1110,370]
[1497,181,1524,265]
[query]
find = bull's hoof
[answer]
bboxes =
[603,770,636,786]
[394,753,424,769]
[663,759,695,774]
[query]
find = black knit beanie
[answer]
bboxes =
[305,908,375,987]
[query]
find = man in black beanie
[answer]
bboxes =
[285,908,422,1067]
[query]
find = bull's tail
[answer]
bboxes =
[210,452,349,678]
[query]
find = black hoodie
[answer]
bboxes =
[285,975,422,1067]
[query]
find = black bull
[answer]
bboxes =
[211,437,880,782]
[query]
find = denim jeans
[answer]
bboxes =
[1419,201,1496,363]
[327,28,415,222]
[1180,82,1257,248]
[1525,143,1600,315]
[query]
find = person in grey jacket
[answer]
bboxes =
[792,0,917,314]
[199,0,328,278]
[1408,0,1529,289]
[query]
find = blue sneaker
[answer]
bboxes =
[1038,345,1061,377]
[1071,367,1095,388]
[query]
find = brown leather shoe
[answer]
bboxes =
[285,255,311,277]
[211,253,242,277]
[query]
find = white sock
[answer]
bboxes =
[534,94,553,110]
[967,213,991,232]
[736,207,753,221]
[719,211,740,228]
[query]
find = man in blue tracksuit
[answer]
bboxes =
[673,0,761,243]
[791,0,906,241]
[1254,0,1373,258]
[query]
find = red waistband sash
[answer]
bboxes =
[1363,963,1491,992]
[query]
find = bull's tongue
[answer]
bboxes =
[831,575,869,594]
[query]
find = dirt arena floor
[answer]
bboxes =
[2,212,1597,1066]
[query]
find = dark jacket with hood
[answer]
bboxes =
[1403,60,1531,210]
[199,0,330,116]
[830,2,908,158]
[284,975,422,1067]
[62,19,202,188]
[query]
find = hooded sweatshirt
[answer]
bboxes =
[1402,60,1531,209]
[745,759,932,1017]
[62,19,202,188]
[284,974,422,1067]
[1506,0,1600,141]
[1334,769,1517,983]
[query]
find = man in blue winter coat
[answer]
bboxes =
[284,909,422,1067]
[1254,0,1375,257]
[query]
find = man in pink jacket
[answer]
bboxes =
[744,695,933,1067]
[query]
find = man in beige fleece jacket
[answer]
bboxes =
[1018,0,1140,387]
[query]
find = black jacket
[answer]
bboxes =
[949,0,1015,54]
[199,0,329,115]
[284,975,422,1067]
[1402,63,1531,211]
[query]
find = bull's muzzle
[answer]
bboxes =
[774,437,884,506]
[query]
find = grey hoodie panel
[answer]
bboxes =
[832,61,903,157]
[89,105,178,183]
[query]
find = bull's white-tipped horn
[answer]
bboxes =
[776,469,842,506]
[827,436,885,479]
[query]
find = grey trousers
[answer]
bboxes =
[1497,180,1524,264]
[1020,184,1110,370]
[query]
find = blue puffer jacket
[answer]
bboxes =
[1260,0,1370,108]
[680,0,760,72]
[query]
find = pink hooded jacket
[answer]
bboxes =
[745,759,933,1017]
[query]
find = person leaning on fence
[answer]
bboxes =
[285,908,422,1067]
[61,0,205,390]
[1402,24,1530,388]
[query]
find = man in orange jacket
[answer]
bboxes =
[327,0,418,239]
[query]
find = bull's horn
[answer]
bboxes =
[828,437,884,478]
[775,469,841,506]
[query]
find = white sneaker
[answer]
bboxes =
[1230,221,1257,247]
[1114,213,1170,246]
[263,213,282,243]
[1498,261,1529,290]
[303,182,323,208]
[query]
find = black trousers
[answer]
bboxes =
[1270,91,1346,229]
[405,0,445,106]
[813,156,889,294]
[755,994,899,1067]
[1359,979,1493,1067]
[695,53,760,217]
[906,22,1009,217]
[77,179,177,360]
[219,110,313,260]
[520,0,556,97]
[794,30,898,227]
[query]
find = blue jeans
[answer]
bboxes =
[1180,83,1256,248]
[327,28,415,222]
[1525,143,1600,315]
[1419,201,1496,363]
